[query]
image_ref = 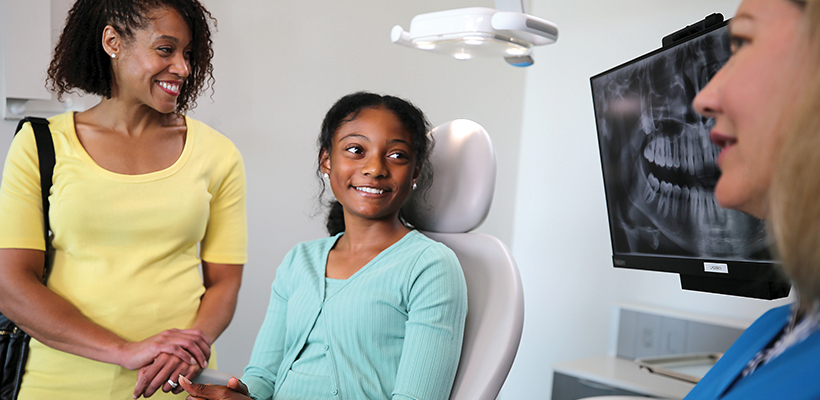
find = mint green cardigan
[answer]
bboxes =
[242,231,468,400]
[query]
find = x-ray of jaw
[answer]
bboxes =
[593,26,770,260]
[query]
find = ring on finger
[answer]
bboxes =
[167,379,179,389]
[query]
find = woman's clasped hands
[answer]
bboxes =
[122,328,212,399]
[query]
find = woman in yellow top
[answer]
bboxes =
[0,0,247,399]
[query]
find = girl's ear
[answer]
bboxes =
[102,25,122,59]
[320,150,331,175]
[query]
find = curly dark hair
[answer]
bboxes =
[47,0,216,113]
[318,92,433,235]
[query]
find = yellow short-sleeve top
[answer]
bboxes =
[0,112,248,399]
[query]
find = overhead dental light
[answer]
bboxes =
[390,0,558,67]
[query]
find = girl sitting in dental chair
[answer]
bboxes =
[181,92,468,400]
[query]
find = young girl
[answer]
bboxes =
[182,92,468,400]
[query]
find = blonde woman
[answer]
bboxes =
[687,0,820,398]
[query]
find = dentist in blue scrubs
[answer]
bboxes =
[689,0,820,398]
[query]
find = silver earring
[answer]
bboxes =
[323,172,329,179]
[412,182,418,190]
[110,53,116,59]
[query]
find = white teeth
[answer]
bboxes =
[688,186,699,222]
[643,174,725,225]
[158,82,180,93]
[670,184,682,217]
[671,139,681,169]
[355,186,384,194]
[665,137,673,168]
[703,142,719,177]
[655,137,667,167]
[643,133,720,176]
[645,173,660,203]
[685,136,696,176]
[655,181,684,218]
[643,140,656,163]
[658,180,672,217]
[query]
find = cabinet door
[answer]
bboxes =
[2,0,52,101]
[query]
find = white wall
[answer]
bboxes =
[504,0,794,398]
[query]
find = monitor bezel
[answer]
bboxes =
[590,19,791,300]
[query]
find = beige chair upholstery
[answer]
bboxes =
[403,119,525,400]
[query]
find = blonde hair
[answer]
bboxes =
[769,0,820,310]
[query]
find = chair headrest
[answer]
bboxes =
[402,119,496,233]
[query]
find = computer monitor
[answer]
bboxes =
[590,16,790,299]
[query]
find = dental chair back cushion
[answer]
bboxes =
[402,119,496,233]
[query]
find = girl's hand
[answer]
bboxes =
[179,375,251,400]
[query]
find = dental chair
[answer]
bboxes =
[402,119,525,400]
[197,120,526,400]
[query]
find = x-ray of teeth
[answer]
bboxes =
[592,26,771,261]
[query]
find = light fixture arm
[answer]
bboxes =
[494,0,525,13]
[391,25,413,47]
[491,12,558,45]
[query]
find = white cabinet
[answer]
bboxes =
[1,0,51,119]
[1,0,95,120]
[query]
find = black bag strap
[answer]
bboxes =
[14,117,55,271]
[0,118,55,400]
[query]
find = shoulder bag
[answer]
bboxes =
[0,117,54,400]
